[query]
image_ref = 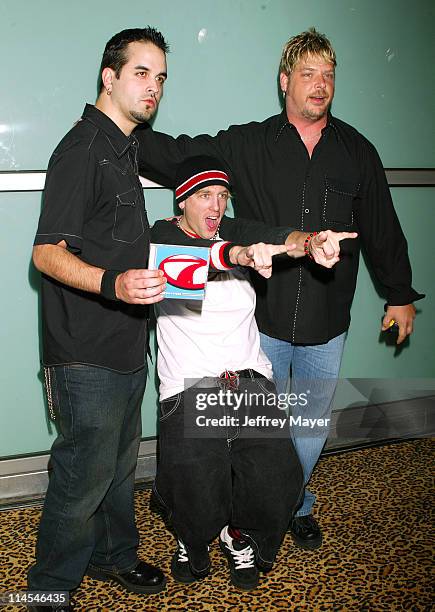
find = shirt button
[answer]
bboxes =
[304,208,310,213]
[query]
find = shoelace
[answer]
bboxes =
[177,540,189,563]
[228,543,255,569]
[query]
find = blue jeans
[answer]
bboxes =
[260,332,346,517]
[28,364,146,591]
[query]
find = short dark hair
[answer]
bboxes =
[98,27,169,92]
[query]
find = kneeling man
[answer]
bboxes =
[150,155,355,590]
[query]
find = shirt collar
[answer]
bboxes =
[274,109,338,142]
[81,104,137,158]
[274,109,290,140]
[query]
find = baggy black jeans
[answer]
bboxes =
[154,370,303,573]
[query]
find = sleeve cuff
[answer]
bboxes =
[275,227,295,244]
[386,289,425,306]
[209,241,234,270]
[34,232,82,253]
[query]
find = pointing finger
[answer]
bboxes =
[337,232,358,241]
[272,244,296,255]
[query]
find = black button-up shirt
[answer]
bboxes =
[35,104,150,371]
[136,111,423,344]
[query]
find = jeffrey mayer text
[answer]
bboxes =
[196,415,330,429]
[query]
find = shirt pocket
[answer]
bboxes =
[112,187,145,243]
[323,177,358,227]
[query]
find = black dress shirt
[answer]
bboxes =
[136,111,423,344]
[34,104,150,371]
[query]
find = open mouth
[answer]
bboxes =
[309,95,327,104]
[205,216,219,231]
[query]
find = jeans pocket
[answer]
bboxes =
[112,187,145,243]
[43,366,60,420]
[159,393,182,421]
[252,373,277,396]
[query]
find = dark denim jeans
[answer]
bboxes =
[154,371,303,572]
[28,364,146,591]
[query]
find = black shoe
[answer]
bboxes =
[219,526,259,591]
[86,560,166,594]
[170,540,209,584]
[289,514,322,550]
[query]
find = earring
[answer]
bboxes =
[106,87,112,96]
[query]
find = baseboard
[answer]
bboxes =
[1,395,433,508]
[0,440,156,508]
[324,393,434,450]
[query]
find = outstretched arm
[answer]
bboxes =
[230,230,358,277]
[229,242,297,278]
[220,217,358,268]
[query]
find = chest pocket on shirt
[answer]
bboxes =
[113,187,145,243]
[323,177,358,227]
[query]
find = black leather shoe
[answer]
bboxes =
[86,560,166,594]
[289,514,322,550]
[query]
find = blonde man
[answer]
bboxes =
[137,28,423,552]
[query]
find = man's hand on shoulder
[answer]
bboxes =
[115,269,166,304]
[382,304,416,345]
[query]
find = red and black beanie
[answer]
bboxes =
[175,156,231,205]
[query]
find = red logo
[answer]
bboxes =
[159,254,208,290]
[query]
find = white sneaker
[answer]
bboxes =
[219,526,259,590]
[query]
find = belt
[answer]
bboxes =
[190,368,259,390]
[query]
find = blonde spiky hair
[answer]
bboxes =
[279,27,336,75]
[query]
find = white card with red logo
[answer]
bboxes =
[149,243,210,300]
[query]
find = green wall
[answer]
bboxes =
[1,0,434,457]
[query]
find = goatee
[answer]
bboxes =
[130,110,153,124]
[302,107,328,121]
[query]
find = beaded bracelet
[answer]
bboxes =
[303,232,318,259]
